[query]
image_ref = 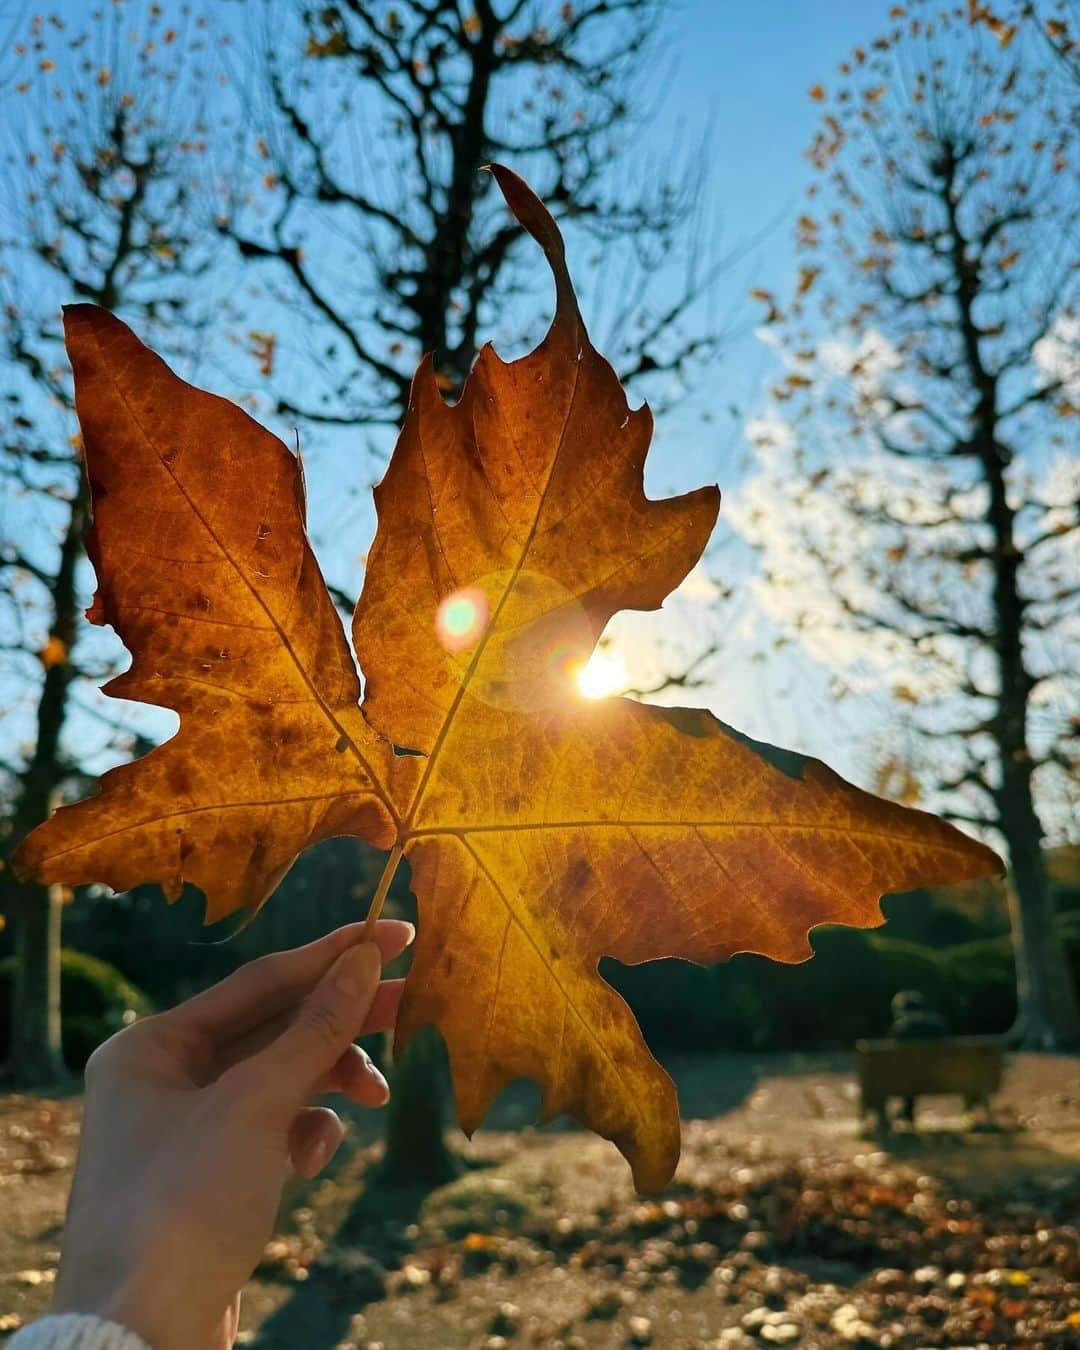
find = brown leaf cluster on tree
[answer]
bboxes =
[737,0,1079,1048]
[15,168,1000,1188]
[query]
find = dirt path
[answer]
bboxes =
[2,1052,1078,1347]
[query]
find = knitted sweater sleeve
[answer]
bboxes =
[8,1314,151,1350]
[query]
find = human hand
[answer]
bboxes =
[50,920,413,1350]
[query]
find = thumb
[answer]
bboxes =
[250,942,383,1111]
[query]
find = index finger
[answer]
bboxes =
[166,920,414,1041]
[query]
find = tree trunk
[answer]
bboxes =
[4,482,88,1086]
[374,866,461,1189]
[982,452,1079,1050]
[998,768,1080,1049]
[378,1026,463,1189]
[375,46,496,1176]
[940,165,1079,1050]
[7,882,65,1084]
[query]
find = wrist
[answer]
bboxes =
[53,1218,233,1350]
[53,1282,224,1350]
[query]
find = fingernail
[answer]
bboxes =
[358,1050,390,1103]
[402,922,416,947]
[335,943,379,996]
[308,1136,330,1175]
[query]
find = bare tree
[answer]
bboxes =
[736,0,1079,1048]
[221,0,730,1178]
[222,1,727,435]
[0,2,236,1084]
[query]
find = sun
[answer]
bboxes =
[576,649,629,699]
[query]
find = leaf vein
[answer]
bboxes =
[461,837,650,1137]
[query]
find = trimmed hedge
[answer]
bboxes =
[0,948,154,1070]
[606,915,1080,1052]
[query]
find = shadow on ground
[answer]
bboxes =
[249,1052,778,1347]
[247,1050,1079,1348]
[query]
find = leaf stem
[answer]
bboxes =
[364,843,403,936]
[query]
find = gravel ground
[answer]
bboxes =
[2,1051,1077,1348]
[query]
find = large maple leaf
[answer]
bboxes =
[16,167,1001,1190]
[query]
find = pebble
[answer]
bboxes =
[626,1314,653,1345]
[760,1324,801,1344]
[489,1302,520,1337]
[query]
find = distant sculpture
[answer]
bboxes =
[888,990,950,1124]
[889,989,950,1041]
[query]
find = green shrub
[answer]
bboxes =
[608,913,1078,1052]
[0,948,154,1070]
[738,927,949,1049]
[936,935,1016,1033]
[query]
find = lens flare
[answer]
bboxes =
[436,586,489,652]
[545,638,590,687]
[434,568,595,713]
[577,650,629,699]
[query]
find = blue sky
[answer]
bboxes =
[255,0,900,774]
[661,0,885,322]
[2,0,915,790]
[625,0,903,489]
[548,0,902,760]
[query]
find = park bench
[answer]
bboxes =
[855,1036,1004,1130]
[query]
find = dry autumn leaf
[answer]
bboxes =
[38,635,68,669]
[15,304,401,916]
[15,166,1001,1190]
